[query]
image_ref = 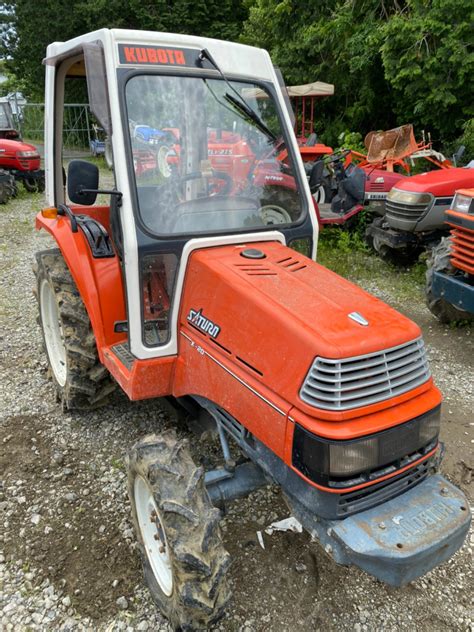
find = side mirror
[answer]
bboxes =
[453,145,465,167]
[67,160,99,205]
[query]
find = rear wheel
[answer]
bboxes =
[426,237,473,324]
[127,433,231,630]
[34,249,117,409]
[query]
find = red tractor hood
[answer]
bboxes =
[396,167,474,197]
[179,241,422,414]
[0,138,39,156]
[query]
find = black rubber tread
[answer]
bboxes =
[127,432,231,631]
[259,186,299,224]
[0,169,15,204]
[0,182,10,204]
[34,248,117,409]
[426,237,473,324]
[23,177,39,193]
[368,217,421,265]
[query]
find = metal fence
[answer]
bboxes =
[15,103,93,157]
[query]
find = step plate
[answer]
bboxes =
[111,343,135,370]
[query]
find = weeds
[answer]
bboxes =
[316,211,428,302]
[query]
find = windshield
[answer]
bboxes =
[0,103,14,129]
[125,75,304,235]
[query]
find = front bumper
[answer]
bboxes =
[11,168,44,180]
[432,271,474,314]
[366,221,419,249]
[289,473,471,586]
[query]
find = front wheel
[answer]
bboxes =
[127,433,231,630]
[426,237,473,324]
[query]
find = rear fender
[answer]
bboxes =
[35,208,126,356]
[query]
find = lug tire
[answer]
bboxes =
[33,249,117,410]
[426,237,473,324]
[23,177,39,193]
[127,433,231,631]
[0,182,10,204]
[259,188,298,225]
[367,217,420,265]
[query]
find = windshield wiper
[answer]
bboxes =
[198,48,276,142]
[224,93,276,141]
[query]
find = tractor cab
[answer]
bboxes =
[0,100,21,140]
[42,29,318,361]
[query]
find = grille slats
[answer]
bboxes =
[300,338,430,410]
[307,359,427,393]
[450,227,474,275]
[319,343,420,375]
[337,460,430,516]
[386,199,430,224]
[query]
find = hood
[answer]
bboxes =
[180,241,421,412]
[364,168,407,192]
[397,167,474,196]
[0,139,39,154]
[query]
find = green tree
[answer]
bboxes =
[0,0,248,99]
[380,0,474,142]
[242,0,474,147]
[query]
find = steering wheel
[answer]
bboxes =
[325,149,351,164]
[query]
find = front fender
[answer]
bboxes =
[35,209,126,356]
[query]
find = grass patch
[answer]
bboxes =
[316,212,427,302]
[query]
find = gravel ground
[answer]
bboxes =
[1,190,473,631]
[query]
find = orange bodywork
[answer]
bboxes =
[36,206,127,352]
[445,200,474,276]
[37,211,441,494]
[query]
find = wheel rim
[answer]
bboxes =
[157,145,171,178]
[260,204,291,225]
[134,475,173,596]
[40,279,67,387]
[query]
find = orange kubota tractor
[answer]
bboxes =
[35,30,471,630]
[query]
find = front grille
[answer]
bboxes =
[300,337,430,411]
[367,181,385,192]
[336,458,431,517]
[386,199,430,224]
[450,227,474,275]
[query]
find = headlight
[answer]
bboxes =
[387,189,432,206]
[292,406,440,486]
[17,150,38,158]
[329,438,378,476]
[451,192,474,214]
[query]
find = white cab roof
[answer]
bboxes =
[44,28,276,83]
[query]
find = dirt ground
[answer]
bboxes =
[0,190,472,631]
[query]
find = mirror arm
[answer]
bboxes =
[77,187,123,206]
[57,204,78,233]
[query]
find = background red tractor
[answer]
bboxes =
[0,100,46,202]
